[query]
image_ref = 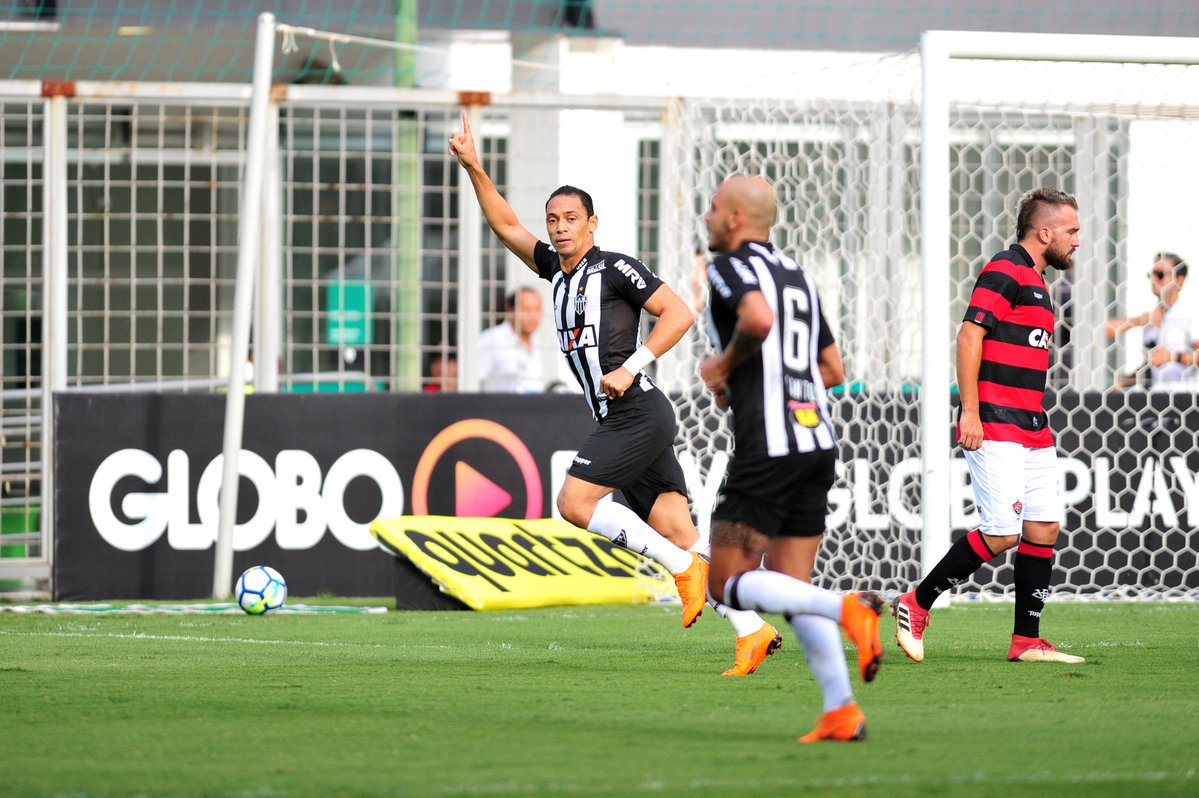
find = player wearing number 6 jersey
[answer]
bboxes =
[700,175,884,743]
[449,113,782,675]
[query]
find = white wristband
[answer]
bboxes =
[622,344,656,375]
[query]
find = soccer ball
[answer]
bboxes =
[235,565,287,615]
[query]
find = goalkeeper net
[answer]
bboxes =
[655,43,1199,600]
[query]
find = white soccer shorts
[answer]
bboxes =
[963,440,1064,537]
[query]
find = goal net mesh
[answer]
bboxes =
[657,54,1199,600]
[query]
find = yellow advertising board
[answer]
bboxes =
[370,516,678,610]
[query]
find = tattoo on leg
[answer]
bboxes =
[711,520,767,558]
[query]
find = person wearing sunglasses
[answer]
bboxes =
[1106,253,1198,390]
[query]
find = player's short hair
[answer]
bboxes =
[1155,251,1188,279]
[546,185,595,217]
[1015,188,1078,240]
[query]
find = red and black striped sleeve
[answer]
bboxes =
[963,260,1023,330]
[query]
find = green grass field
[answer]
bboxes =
[2,600,1195,797]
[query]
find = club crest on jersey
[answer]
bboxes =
[573,293,588,315]
[558,325,597,351]
[1013,500,1023,517]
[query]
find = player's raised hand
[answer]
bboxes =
[448,110,480,169]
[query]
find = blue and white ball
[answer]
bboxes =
[235,565,287,615]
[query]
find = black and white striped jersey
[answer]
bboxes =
[705,240,838,456]
[534,242,661,422]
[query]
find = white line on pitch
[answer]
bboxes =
[0,629,446,649]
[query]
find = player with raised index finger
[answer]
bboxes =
[450,112,783,675]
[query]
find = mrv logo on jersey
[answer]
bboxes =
[614,260,647,289]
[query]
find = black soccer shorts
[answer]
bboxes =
[567,389,688,521]
[711,448,836,538]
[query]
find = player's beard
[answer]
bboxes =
[1045,243,1074,271]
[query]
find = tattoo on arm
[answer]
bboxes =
[723,327,765,372]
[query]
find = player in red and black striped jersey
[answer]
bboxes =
[893,188,1086,665]
[964,244,1056,447]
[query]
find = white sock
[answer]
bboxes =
[709,601,766,637]
[690,536,766,636]
[723,569,842,620]
[586,501,693,574]
[789,614,854,712]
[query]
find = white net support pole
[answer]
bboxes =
[39,92,70,574]
[456,104,485,393]
[919,32,953,584]
[255,100,283,393]
[213,11,277,599]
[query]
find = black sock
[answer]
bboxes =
[914,530,995,610]
[1013,538,1053,638]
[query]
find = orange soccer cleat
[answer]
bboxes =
[840,591,885,683]
[673,553,709,628]
[798,702,868,743]
[722,623,783,676]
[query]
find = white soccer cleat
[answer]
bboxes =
[1007,635,1085,664]
[891,591,929,663]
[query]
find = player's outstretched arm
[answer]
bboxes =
[448,111,539,272]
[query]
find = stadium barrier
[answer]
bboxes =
[55,390,1198,602]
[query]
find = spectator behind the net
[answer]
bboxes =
[478,286,545,393]
[1106,253,1199,390]
[422,353,458,392]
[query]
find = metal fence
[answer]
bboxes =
[0,78,671,589]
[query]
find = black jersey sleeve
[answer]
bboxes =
[533,241,559,282]
[817,304,835,350]
[706,253,760,312]
[606,253,663,307]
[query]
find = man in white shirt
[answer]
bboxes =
[478,286,545,393]
[1107,253,1199,391]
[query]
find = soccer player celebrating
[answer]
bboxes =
[893,187,1085,665]
[449,112,782,675]
[699,174,885,742]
